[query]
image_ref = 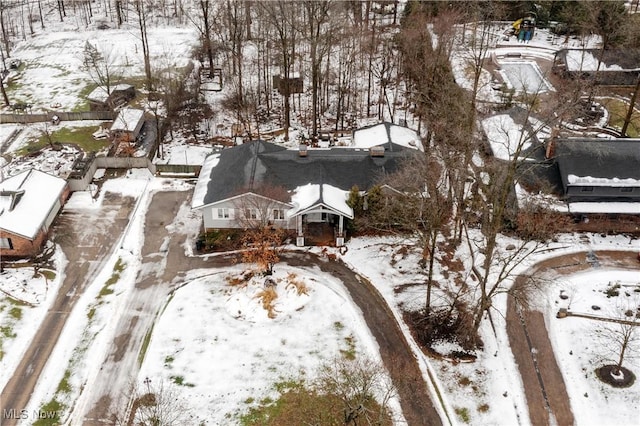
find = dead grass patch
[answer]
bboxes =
[255,287,278,319]
[286,273,309,296]
[226,270,255,287]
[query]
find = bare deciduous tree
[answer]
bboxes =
[111,378,189,426]
[240,226,286,276]
[592,296,640,379]
[134,0,153,92]
[82,41,122,96]
[317,356,396,426]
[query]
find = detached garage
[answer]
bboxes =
[0,169,69,258]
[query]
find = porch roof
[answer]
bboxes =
[287,183,354,219]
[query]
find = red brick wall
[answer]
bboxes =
[0,229,46,258]
[0,183,68,259]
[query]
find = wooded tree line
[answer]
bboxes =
[0,0,637,351]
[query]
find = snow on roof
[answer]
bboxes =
[87,84,134,103]
[567,174,640,187]
[322,184,354,218]
[288,183,320,217]
[353,123,423,151]
[287,184,353,219]
[353,124,387,149]
[389,125,422,150]
[482,114,531,161]
[110,108,144,132]
[191,153,220,209]
[568,202,640,214]
[0,169,66,239]
[564,50,625,72]
[87,86,110,103]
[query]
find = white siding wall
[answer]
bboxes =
[43,198,61,232]
[201,195,295,230]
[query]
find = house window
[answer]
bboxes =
[0,237,13,249]
[217,208,230,219]
[621,187,633,193]
[244,208,258,219]
[273,209,285,220]
[581,187,594,192]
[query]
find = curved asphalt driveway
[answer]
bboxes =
[79,190,444,425]
[507,250,639,426]
[282,252,444,426]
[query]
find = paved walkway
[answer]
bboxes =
[507,250,639,426]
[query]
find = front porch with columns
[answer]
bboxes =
[292,205,349,247]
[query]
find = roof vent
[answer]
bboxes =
[370,145,385,157]
[299,144,308,157]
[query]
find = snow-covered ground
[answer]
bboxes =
[342,233,640,426]
[137,265,392,424]
[2,6,640,426]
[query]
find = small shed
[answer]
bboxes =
[87,84,136,111]
[273,73,303,96]
[110,108,145,143]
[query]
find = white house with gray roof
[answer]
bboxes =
[192,125,421,246]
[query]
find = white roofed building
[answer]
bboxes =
[110,108,145,144]
[0,169,69,258]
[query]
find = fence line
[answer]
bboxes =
[0,111,115,124]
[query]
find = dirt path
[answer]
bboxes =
[0,193,134,426]
[507,250,639,426]
[282,252,444,426]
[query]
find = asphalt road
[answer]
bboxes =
[0,193,135,426]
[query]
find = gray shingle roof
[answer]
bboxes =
[555,138,640,184]
[201,140,412,206]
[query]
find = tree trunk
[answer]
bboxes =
[424,231,438,314]
[0,77,9,106]
[136,1,153,92]
[621,74,640,137]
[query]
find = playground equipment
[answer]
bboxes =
[509,12,536,42]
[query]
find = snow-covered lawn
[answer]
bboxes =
[341,234,640,426]
[0,252,64,392]
[7,27,197,112]
[548,269,640,426]
[137,265,387,424]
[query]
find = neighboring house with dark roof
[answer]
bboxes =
[553,138,640,213]
[0,169,69,258]
[192,137,417,246]
[552,49,640,86]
